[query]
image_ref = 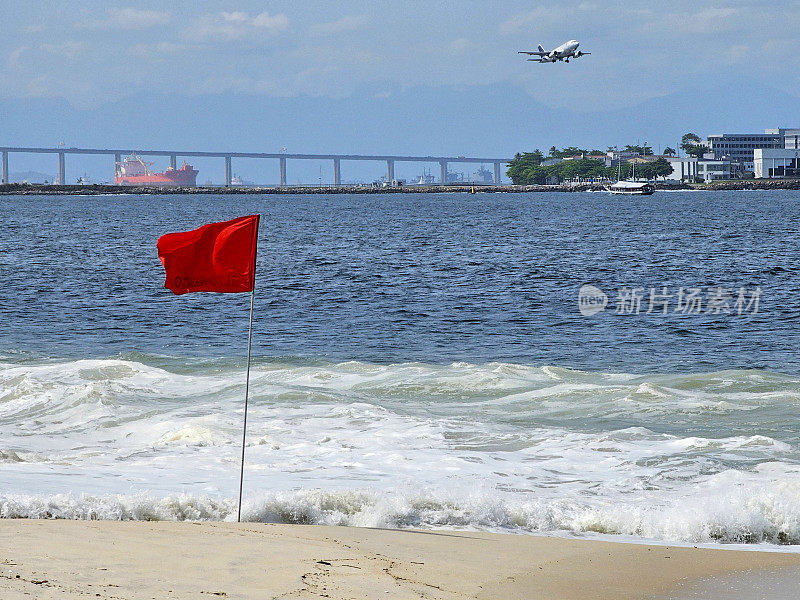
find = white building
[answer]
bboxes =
[666,157,736,182]
[754,148,800,178]
[666,157,698,181]
[765,128,800,149]
[697,159,735,181]
[707,131,783,172]
[707,128,800,172]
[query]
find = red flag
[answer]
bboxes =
[157,214,260,295]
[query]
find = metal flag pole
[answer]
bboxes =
[237,288,255,523]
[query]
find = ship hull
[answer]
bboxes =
[115,171,198,187]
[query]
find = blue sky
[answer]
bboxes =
[4,0,798,107]
[2,1,799,183]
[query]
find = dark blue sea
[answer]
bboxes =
[1,191,798,372]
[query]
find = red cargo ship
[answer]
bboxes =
[115,154,198,186]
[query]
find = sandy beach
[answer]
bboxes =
[1,521,798,600]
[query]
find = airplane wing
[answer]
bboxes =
[518,51,548,56]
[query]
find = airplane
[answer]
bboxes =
[519,40,590,63]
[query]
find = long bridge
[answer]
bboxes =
[0,146,513,186]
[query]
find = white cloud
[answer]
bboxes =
[184,75,285,97]
[662,7,741,34]
[185,11,289,41]
[309,15,369,36]
[727,44,750,62]
[499,4,600,36]
[498,2,603,38]
[499,8,561,35]
[448,38,469,54]
[220,12,249,24]
[762,37,800,53]
[26,75,50,97]
[128,42,185,58]
[7,46,29,68]
[40,41,85,60]
[86,8,173,30]
[252,12,289,30]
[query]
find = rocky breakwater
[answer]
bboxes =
[2,182,694,195]
[703,179,800,191]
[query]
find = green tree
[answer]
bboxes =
[663,147,676,157]
[560,161,581,180]
[549,146,558,157]
[507,155,606,184]
[506,150,546,184]
[634,163,654,180]
[557,146,586,158]
[651,157,674,179]
[680,133,706,158]
[624,144,654,155]
[558,158,606,181]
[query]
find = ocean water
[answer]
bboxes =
[2,191,800,547]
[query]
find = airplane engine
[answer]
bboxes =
[574,51,583,57]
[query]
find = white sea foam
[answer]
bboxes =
[2,475,800,546]
[2,357,800,546]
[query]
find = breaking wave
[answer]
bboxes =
[3,478,800,546]
[2,356,800,547]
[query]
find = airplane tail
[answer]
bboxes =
[537,44,545,53]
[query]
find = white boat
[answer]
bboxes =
[231,174,254,186]
[606,180,655,195]
[606,156,655,195]
[414,168,436,185]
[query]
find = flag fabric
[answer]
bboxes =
[157,214,260,295]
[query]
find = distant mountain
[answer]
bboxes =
[582,80,800,151]
[1,80,797,179]
[9,171,54,183]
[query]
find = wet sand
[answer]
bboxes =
[2,521,800,599]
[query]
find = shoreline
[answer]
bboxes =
[3,521,800,599]
[2,179,800,195]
